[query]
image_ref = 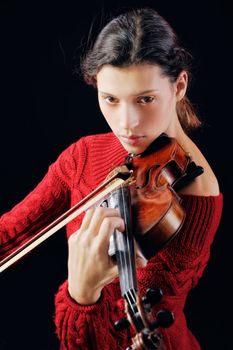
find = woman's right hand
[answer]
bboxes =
[67,206,125,305]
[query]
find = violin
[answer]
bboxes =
[102,133,203,349]
[0,133,203,349]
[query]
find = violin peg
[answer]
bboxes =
[157,309,174,328]
[114,317,130,331]
[142,288,163,306]
[150,310,174,330]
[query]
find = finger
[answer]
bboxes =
[97,216,125,250]
[80,208,95,230]
[88,206,121,236]
[69,208,95,241]
[135,254,148,268]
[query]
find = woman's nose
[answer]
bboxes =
[119,104,140,130]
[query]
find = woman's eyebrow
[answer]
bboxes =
[132,89,159,96]
[98,89,159,96]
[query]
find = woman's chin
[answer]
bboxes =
[118,138,149,155]
[122,144,147,155]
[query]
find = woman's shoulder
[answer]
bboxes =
[57,132,118,158]
[178,167,220,197]
[177,137,220,197]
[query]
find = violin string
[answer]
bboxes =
[121,187,132,293]
[120,187,137,311]
[121,188,131,290]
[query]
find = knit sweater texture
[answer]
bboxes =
[0,132,223,350]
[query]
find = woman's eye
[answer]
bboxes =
[104,96,118,104]
[138,96,155,104]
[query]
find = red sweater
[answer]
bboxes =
[0,133,223,349]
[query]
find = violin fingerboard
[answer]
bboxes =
[102,187,138,295]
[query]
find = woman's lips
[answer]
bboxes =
[119,135,145,146]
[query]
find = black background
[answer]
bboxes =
[0,0,232,349]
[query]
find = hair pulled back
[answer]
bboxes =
[81,8,201,131]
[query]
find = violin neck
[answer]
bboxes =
[106,187,138,296]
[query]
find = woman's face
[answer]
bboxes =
[97,64,187,154]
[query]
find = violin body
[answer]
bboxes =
[124,133,203,258]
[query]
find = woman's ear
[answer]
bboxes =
[175,71,188,101]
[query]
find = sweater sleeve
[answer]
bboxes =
[55,280,129,350]
[0,140,83,260]
[54,193,223,350]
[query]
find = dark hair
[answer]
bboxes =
[80,8,201,131]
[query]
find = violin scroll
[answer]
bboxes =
[114,288,174,350]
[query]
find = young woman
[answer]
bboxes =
[0,7,223,350]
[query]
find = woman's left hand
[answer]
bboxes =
[67,207,125,305]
